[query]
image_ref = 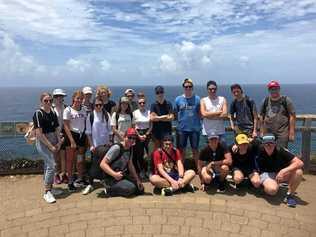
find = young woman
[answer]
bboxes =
[82,86,94,113]
[132,97,152,178]
[82,96,112,195]
[111,96,134,143]
[33,92,63,203]
[96,85,116,114]
[52,88,68,184]
[63,90,88,191]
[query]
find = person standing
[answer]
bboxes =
[82,86,94,113]
[96,85,116,114]
[52,88,68,184]
[200,81,227,143]
[229,84,258,138]
[125,88,138,112]
[150,86,174,150]
[33,92,63,203]
[174,78,201,168]
[260,81,296,148]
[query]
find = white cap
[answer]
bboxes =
[52,88,67,96]
[82,86,93,95]
[124,88,135,95]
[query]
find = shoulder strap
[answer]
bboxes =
[90,112,94,126]
[245,96,254,120]
[115,112,119,130]
[261,96,269,118]
[281,96,289,115]
[109,143,129,165]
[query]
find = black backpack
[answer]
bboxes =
[261,96,288,119]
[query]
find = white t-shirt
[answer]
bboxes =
[63,106,87,134]
[53,104,65,130]
[133,109,150,130]
[201,96,226,136]
[85,111,111,147]
[111,112,133,142]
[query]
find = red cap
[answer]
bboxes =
[267,80,280,89]
[126,128,137,137]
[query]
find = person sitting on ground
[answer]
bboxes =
[99,128,144,197]
[150,134,196,196]
[230,133,261,189]
[256,134,303,207]
[199,132,232,192]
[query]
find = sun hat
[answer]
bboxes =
[52,88,67,96]
[82,86,93,95]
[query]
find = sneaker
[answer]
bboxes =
[217,181,226,193]
[103,187,111,198]
[184,184,195,193]
[82,184,93,195]
[54,174,62,184]
[68,183,77,192]
[61,174,69,184]
[284,194,297,208]
[43,191,56,204]
[161,187,173,196]
[73,178,89,188]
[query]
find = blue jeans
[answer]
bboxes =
[177,131,200,150]
[36,133,57,186]
[106,178,142,197]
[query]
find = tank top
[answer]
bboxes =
[202,96,225,136]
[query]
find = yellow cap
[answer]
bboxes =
[182,78,193,86]
[235,134,249,145]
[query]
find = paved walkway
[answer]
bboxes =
[1,174,316,237]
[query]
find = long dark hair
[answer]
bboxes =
[93,96,109,122]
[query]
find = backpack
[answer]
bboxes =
[231,96,254,121]
[25,109,43,145]
[261,96,288,119]
[88,110,109,127]
[105,143,132,177]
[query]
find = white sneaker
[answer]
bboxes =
[43,191,56,204]
[82,184,93,195]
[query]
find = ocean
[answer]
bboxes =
[0,84,315,160]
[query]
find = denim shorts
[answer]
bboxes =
[260,172,276,184]
[177,131,200,150]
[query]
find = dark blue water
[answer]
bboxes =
[0,84,315,160]
[0,84,316,121]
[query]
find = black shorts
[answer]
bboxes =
[64,131,86,148]
[232,167,253,177]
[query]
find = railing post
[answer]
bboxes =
[301,118,312,173]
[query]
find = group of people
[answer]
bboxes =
[32,79,303,208]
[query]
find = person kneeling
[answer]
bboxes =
[150,134,195,196]
[257,134,303,207]
[99,128,144,197]
[199,132,232,192]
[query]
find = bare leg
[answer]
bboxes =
[262,178,279,196]
[182,170,195,186]
[249,172,261,188]
[150,175,170,188]
[233,170,244,184]
[287,169,303,194]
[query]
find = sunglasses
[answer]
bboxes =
[127,136,136,140]
[156,91,164,95]
[43,99,53,104]
[184,85,193,89]
[138,101,145,105]
[208,87,217,91]
[264,142,275,146]
[95,104,103,107]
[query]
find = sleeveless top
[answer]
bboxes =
[202,96,225,136]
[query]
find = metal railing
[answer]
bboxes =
[1,115,316,172]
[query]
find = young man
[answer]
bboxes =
[125,88,138,112]
[99,128,144,197]
[200,80,227,143]
[257,134,303,207]
[174,78,201,168]
[199,132,232,192]
[230,84,258,138]
[260,81,296,148]
[150,135,195,196]
[150,86,174,150]
[230,133,260,189]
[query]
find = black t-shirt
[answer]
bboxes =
[257,146,295,173]
[230,141,259,173]
[199,143,229,162]
[103,100,116,114]
[150,100,173,138]
[33,109,59,134]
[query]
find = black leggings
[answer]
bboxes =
[132,129,150,174]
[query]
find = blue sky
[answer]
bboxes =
[0,0,316,87]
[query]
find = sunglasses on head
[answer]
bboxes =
[43,99,53,104]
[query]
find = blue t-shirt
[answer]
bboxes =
[174,94,201,132]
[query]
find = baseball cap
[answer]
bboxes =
[124,88,135,95]
[267,81,280,89]
[235,134,249,145]
[52,88,67,97]
[182,78,193,87]
[208,132,219,140]
[126,128,137,137]
[262,134,276,144]
[155,85,164,94]
[120,96,129,103]
[82,86,93,95]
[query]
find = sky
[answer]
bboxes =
[0,0,316,87]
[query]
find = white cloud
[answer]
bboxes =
[159,54,177,72]
[66,58,91,72]
[100,60,111,71]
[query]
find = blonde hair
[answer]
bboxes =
[96,85,112,97]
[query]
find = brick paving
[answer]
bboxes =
[1,175,316,237]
